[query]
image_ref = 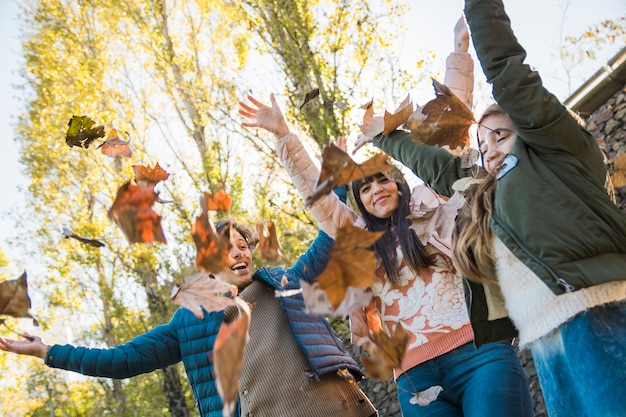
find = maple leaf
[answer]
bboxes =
[358,100,384,139]
[382,94,414,135]
[416,78,475,148]
[0,272,37,323]
[306,144,395,207]
[299,281,373,318]
[62,227,105,248]
[171,271,238,319]
[99,129,132,158]
[107,181,166,244]
[191,201,231,274]
[214,299,251,417]
[255,221,282,263]
[299,88,320,109]
[612,152,626,188]
[65,115,105,148]
[408,190,466,247]
[361,324,409,381]
[132,162,170,185]
[317,224,383,309]
[202,190,232,213]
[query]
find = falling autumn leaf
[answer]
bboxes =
[132,162,170,185]
[417,78,475,149]
[408,189,466,248]
[299,281,373,318]
[191,199,231,274]
[202,190,232,213]
[306,144,394,207]
[299,88,320,109]
[358,99,384,139]
[0,272,37,323]
[382,94,414,135]
[361,324,409,381]
[255,221,282,263]
[99,129,132,158]
[612,153,626,188]
[214,299,251,417]
[171,271,238,319]
[317,224,383,309]
[107,181,166,244]
[65,115,105,149]
[62,227,105,248]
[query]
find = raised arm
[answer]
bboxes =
[239,94,356,238]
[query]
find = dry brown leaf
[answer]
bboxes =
[0,272,35,321]
[612,153,626,188]
[361,324,409,381]
[300,88,320,109]
[300,281,373,318]
[255,222,282,263]
[171,271,238,319]
[408,191,465,247]
[358,99,384,138]
[417,79,475,149]
[214,299,251,417]
[317,224,383,309]
[99,129,132,158]
[107,181,166,244]
[191,201,231,274]
[306,144,394,206]
[382,95,414,135]
[132,162,170,185]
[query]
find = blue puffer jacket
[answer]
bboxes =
[255,228,364,380]
[46,307,228,417]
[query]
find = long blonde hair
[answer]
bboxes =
[452,103,506,283]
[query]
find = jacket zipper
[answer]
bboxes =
[492,214,576,293]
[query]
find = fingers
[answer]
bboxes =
[335,136,347,153]
[246,94,265,108]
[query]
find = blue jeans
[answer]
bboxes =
[530,301,626,417]
[396,341,533,417]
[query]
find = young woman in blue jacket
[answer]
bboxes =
[0,217,376,417]
[357,1,626,416]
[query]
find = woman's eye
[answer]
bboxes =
[497,136,509,143]
[360,185,370,194]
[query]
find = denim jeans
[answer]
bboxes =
[396,341,533,417]
[530,301,626,417]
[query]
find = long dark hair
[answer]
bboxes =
[352,172,433,285]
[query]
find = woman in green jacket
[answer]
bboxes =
[357,1,626,416]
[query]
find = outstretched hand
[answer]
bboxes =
[239,93,291,139]
[0,332,49,359]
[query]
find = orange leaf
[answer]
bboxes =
[0,272,36,322]
[306,144,394,206]
[382,95,413,135]
[132,162,170,185]
[214,300,251,417]
[202,190,232,213]
[99,129,132,158]
[255,221,282,263]
[317,224,383,309]
[418,79,475,149]
[107,182,166,244]
[361,324,409,381]
[191,201,231,274]
[612,153,626,188]
[171,272,238,319]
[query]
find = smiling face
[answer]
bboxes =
[478,112,517,173]
[214,229,253,288]
[357,174,399,219]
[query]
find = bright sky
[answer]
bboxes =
[0,0,624,274]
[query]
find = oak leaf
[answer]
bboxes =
[416,79,475,148]
[133,162,170,185]
[361,324,409,381]
[214,299,251,417]
[108,182,166,244]
[382,94,414,135]
[306,144,394,206]
[65,115,105,149]
[99,129,132,158]
[202,190,232,213]
[317,224,383,309]
[612,153,626,188]
[0,272,37,324]
[255,221,282,263]
[191,200,231,274]
[171,271,237,319]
